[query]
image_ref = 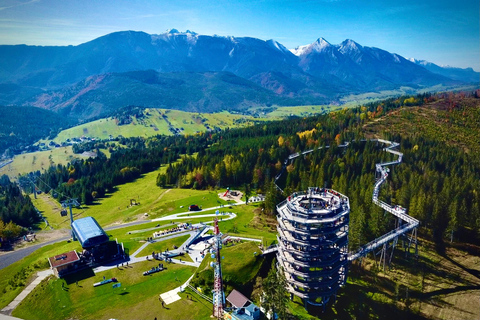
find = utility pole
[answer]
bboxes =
[62,199,80,241]
[32,181,37,199]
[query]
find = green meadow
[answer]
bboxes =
[31,162,231,229]
[13,261,197,320]
[51,108,265,142]
[0,146,84,179]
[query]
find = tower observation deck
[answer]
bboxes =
[276,187,350,307]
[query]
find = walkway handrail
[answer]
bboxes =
[272,139,420,261]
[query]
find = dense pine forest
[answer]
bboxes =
[0,175,39,242]
[0,106,73,156]
[9,91,480,253]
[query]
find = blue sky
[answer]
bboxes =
[1,0,478,71]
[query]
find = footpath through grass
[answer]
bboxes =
[31,161,231,228]
[0,240,82,310]
[13,261,196,320]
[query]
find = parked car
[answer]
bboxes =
[189,204,201,211]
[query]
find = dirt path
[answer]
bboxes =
[154,188,171,203]
[132,189,172,222]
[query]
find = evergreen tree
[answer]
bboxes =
[263,262,289,319]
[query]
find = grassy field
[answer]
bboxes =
[0,240,83,310]
[192,241,264,294]
[51,108,265,142]
[45,105,347,145]
[31,193,67,230]
[218,203,277,247]
[257,105,339,118]
[13,261,197,320]
[137,234,190,257]
[31,162,231,229]
[2,104,340,179]
[0,146,86,179]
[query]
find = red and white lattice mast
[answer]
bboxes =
[212,218,225,319]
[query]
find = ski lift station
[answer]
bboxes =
[276,187,350,308]
[71,217,109,248]
[48,217,124,278]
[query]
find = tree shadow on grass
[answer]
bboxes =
[442,253,480,280]
[63,268,95,285]
[302,283,428,320]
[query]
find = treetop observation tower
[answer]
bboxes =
[271,139,420,310]
[276,187,350,308]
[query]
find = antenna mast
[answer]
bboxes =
[212,218,225,319]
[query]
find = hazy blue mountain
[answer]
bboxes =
[408,58,479,83]
[0,30,471,120]
[24,70,312,120]
[292,38,457,91]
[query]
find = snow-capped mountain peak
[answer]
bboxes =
[312,37,331,51]
[266,39,291,54]
[338,39,363,54]
[290,37,331,56]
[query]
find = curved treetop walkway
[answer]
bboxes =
[273,139,419,262]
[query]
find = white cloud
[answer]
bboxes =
[0,0,39,11]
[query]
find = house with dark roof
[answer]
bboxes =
[225,289,261,320]
[48,250,81,277]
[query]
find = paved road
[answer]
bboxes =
[0,237,69,270]
[0,220,157,271]
[0,205,240,270]
[0,160,13,170]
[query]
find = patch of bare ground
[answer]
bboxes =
[218,190,243,203]
[0,229,70,255]
[250,208,276,233]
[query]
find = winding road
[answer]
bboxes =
[0,202,243,271]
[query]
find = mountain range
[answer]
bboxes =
[0,29,477,120]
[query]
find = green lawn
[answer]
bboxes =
[137,235,190,256]
[218,204,277,247]
[0,240,82,310]
[31,159,230,228]
[73,182,229,228]
[31,193,69,230]
[13,261,196,320]
[191,241,264,295]
[260,105,336,118]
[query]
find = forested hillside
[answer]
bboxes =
[0,175,39,243]
[23,91,480,252]
[0,106,73,156]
